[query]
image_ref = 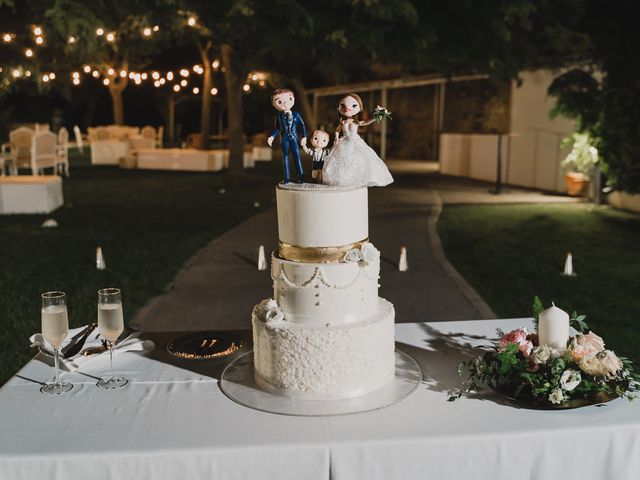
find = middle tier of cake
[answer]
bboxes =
[272,250,380,325]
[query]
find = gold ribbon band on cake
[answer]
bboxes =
[278,238,369,263]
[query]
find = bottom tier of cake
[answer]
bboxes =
[252,298,395,399]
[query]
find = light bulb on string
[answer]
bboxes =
[92,70,99,78]
[151,71,160,80]
[141,73,148,80]
[180,69,189,77]
[73,78,80,85]
[33,26,43,36]
[192,87,199,95]
[153,25,160,32]
[173,84,180,92]
[25,48,33,58]
[143,27,152,37]
[42,74,50,82]
[107,68,115,76]
[103,78,110,85]
[210,87,218,95]
[128,72,135,79]
[67,36,76,44]
[159,78,166,85]
[106,32,115,42]
[153,80,161,87]
[96,28,104,36]
[166,71,174,81]
[35,36,44,45]
[2,33,13,43]
[120,70,127,78]
[180,79,187,87]
[25,70,31,77]
[49,72,56,80]
[72,71,80,79]
[12,69,21,78]
[243,84,251,92]
[83,65,91,73]
[212,59,220,69]
[187,16,197,27]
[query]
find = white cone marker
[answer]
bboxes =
[399,246,408,272]
[562,251,576,277]
[257,245,267,271]
[96,246,106,270]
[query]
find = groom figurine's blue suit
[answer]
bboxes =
[268,88,307,183]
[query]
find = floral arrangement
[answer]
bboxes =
[372,105,392,124]
[449,298,639,407]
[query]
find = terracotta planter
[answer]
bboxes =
[565,172,589,196]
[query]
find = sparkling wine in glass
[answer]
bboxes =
[97,288,128,389]
[40,291,73,395]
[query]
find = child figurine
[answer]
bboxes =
[304,129,330,184]
[267,88,307,184]
[322,93,393,188]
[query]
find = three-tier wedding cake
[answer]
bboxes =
[251,183,396,399]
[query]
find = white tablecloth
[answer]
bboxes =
[1,319,639,480]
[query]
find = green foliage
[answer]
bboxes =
[560,133,599,178]
[532,296,543,330]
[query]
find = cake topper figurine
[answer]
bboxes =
[267,88,307,184]
[322,93,393,188]
[303,129,330,184]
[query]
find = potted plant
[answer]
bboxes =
[561,133,598,196]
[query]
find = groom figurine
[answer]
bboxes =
[267,88,307,183]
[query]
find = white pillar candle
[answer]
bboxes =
[563,252,574,276]
[538,302,570,349]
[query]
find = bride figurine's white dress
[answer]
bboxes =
[323,120,393,187]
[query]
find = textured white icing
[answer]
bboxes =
[272,253,379,325]
[252,298,396,399]
[276,185,368,247]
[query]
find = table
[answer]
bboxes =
[0,175,63,214]
[90,139,130,165]
[1,319,639,480]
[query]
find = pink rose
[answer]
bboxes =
[579,355,608,377]
[500,328,532,357]
[600,351,623,376]
[577,331,605,353]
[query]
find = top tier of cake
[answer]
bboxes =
[276,184,368,263]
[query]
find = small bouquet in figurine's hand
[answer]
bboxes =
[373,105,392,124]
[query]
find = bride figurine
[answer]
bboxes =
[322,93,393,188]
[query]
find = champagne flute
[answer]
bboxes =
[40,291,73,395]
[96,288,128,389]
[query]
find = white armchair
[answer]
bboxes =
[3,127,35,174]
[57,127,70,177]
[32,131,58,175]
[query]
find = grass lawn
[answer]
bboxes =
[0,153,281,385]
[438,203,640,364]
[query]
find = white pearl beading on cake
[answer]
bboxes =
[272,260,378,291]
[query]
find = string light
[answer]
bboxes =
[67,36,76,44]
[92,70,99,78]
[166,71,174,81]
[33,26,43,36]
[49,72,56,80]
[120,70,127,77]
[210,87,218,95]
[251,74,258,81]
[35,36,44,45]
[180,79,187,87]
[187,16,197,27]
[243,84,250,92]
[42,74,50,82]
[153,80,161,87]
[141,72,148,80]
[107,67,115,76]
[212,59,220,69]
[96,28,104,36]
[193,64,203,74]
[151,71,160,80]
[259,80,266,87]
[106,32,116,42]
[72,72,80,79]
[134,77,142,85]
[12,69,21,78]
[173,84,180,92]
[179,68,189,77]
[25,48,34,58]
[143,27,152,37]
[192,87,199,94]
[25,70,31,77]
[83,65,91,73]
[103,78,110,85]
[159,78,166,85]
[73,78,80,85]
[2,33,13,43]
[153,25,160,32]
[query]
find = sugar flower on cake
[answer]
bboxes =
[499,328,533,357]
[360,242,380,264]
[259,299,284,323]
[343,242,380,266]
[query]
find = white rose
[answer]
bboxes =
[559,369,581,392]
[343,248,363,263]
[530,345,552,364]
[579,354,608,377]
[360,242,380,265]
[548,388,566,405]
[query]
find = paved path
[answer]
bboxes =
[132,171,575,332]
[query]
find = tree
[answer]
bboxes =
[549,0,640,193]
[45,0,175,125]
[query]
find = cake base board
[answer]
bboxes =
[219,349,422,416]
